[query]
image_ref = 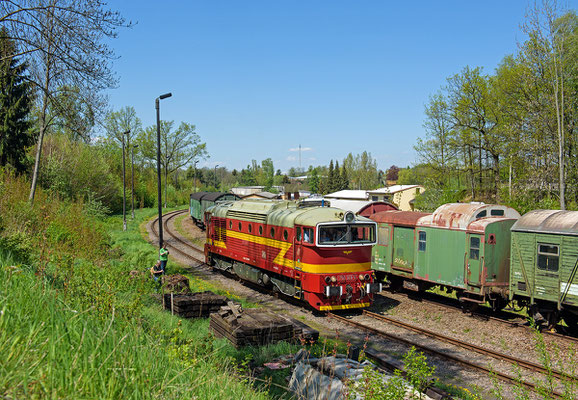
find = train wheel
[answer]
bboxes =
[563,313,578,334]
[530,306,558,331]
[387,276,403,292]
[490,297,508,312]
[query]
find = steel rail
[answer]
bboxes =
[327,312,567,399]
[363,310,577,383]
[384,290,578,344]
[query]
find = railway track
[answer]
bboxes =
[328,311,572,399]
[383,289,578,345]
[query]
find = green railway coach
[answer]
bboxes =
[510,210,578,331]
[371,203,520,310]
[190,192,239,229]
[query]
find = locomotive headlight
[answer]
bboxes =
[331,276,337,283]
[344,211,355,223]
[364,274,371,281]
[325,276,331,284]
[359,274,365,281]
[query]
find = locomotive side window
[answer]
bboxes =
[229,221,232,229]
[238,222,242,231]
[418,231,426,252]
[296,227,302,241]
[259,226,263,235]
[470,236,480,260]
[303,228,313,243]
[270,227,275,238]
[283,230,288,241]
[537,244,559,272]
[248,224,252,233]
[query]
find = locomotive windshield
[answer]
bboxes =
[317,223,376,246]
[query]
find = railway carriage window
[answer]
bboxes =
[270,227,275,238]
[283,230,288,241]
[470,237,480,260]
[303,228,313,243]
[418,231,426,252]
[259,226,263,235]
[248,224,252,233]
[238,222,242,231]
[476,210,487,218]
[296,227,302,241]
[537,244,559,272]
[490,209,504,216]
[371,196,378,201]
[378,226,390,246]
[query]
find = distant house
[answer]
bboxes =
[367,185,425,211]
[322,199,397,217]
[324,190,369,201]
[231,186,265,197]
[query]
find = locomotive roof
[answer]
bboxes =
[417,203,520,230]
[202,192,239,202]
[209,199,373,227]
[190,191,208,200]
[512,209,578,236]
[370,210,430,226]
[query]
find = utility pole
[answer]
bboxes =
[156,92,172,248]
[122,130,130,231]
[131,144,138,218]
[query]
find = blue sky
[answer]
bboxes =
[103,1,574,173]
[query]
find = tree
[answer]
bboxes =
[139,121,207,207]
[0,28,33,172]
[385,165,400,182]
[261,158,274,190]
[0,0,130,203]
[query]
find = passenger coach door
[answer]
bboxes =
[392,227,415,274]
[466,234,482,287]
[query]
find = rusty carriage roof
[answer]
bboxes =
[512,209,578,236]
[370,210,430,227]
[417,203,521,231]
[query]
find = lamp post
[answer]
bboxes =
[156,92,172,248]
[214,164,219,190]
[193,160,198,193]
[131,144,138,219]
[122,129,130,231]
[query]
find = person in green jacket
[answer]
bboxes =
[159,244,169,273]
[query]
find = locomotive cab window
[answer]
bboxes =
[476,210,487,219]
[537,244,559,272]
[296,227,302,242]
[490,209,504,216]
[318,224,375,245]
[470,236,480,260]
[418,231,426,252]
[303,228,313,244]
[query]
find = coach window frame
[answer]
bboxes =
[418,231,426,252]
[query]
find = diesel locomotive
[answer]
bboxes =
[370,203,578,332]
[204,198,382,311]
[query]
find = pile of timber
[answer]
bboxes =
[163,291,228,318]
[210,304,319,348]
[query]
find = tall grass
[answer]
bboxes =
[0,171,273,399]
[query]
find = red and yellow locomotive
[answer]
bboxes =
[204,199,381,310]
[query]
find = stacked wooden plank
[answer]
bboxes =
[163,291,228,318]
[210,306,298,348]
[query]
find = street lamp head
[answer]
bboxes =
[133,144,139,148]
[159,92,172,100]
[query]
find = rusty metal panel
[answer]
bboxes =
[512,210,578,236]
[370,210,430,226]
[418,203,520,230]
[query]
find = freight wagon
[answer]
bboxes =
[189,192,240,229]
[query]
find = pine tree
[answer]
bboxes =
[340,163,350,190]
[327,160,335,193]
[0,28,33,172]
[334,161,341,192]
